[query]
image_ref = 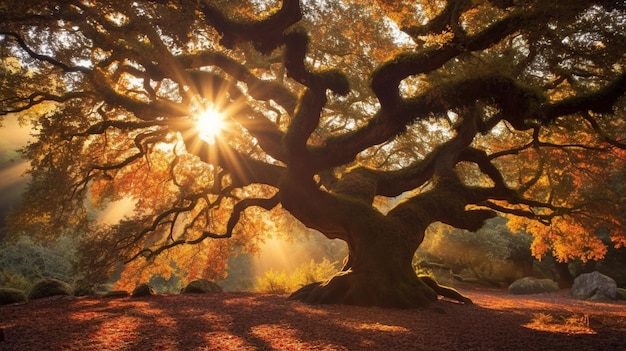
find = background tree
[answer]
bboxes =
[1,0,625,307]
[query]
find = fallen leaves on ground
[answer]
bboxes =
[1,287,625,350]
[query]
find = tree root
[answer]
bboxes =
[289,272,473,308]
[419,275,473,305]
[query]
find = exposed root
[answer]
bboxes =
[419,275,473,305]
[289,273,473,308]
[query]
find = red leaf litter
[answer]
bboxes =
[1,287,625,350]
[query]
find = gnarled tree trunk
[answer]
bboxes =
[280,171,473,308]
[290,217,438,308]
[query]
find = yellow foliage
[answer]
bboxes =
[254,258,340,294]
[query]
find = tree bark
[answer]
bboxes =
[279,171,435,307]
[289,218,440,308]
[281,171,475,308]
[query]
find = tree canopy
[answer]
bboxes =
[1,0,626,307]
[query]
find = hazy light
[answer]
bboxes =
[0,117,33,195]
[96,197,136,224]
[0,161,29,192]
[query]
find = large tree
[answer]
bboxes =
[1,0,626,307]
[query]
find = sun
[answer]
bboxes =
[195,107,226,144]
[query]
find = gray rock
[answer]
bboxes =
[182,279,223,294]
[508,277,559,295]
[571,271,616,301]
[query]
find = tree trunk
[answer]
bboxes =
[289,216,439,308]
[281,172,472,308]
[555,261,575,289]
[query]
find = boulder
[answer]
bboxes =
[28,279,73,300]
[182,279,223,294]
[0,288,27,305]
[590,246,626,288]
[571,271,616,301]
[131,283,156,298]
[508,277,559,295]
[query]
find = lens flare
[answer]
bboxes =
[196,107,226,144]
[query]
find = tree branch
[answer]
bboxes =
[543,72,626,119]
[0,31,92,73]
[198,0,302,53]
[1,92,91,116]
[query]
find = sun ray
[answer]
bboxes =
[195,106,226,144]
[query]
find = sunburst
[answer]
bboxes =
[195,106,226,144]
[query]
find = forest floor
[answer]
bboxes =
[1,285,625,350]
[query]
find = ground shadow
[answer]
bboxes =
[1,289,625,350]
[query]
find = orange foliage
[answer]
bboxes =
[113,240,232,291]
[506,215,607,263]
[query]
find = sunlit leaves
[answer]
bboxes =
[3,0,626,291]
[506,215,607,263]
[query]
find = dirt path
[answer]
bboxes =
[1,287,625,350]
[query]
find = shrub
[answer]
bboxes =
[0,272,32,292]
[416,217,533,285]
[0,235,79,289]
[255,270,292,294]
[255,258,340,294]
[0,288,27,305]
[28,278,73,300]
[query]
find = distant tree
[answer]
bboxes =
[1,1,626,307]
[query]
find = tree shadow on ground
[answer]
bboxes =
[1,289,625,350]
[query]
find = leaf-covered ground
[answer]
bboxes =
[1,287,625,350]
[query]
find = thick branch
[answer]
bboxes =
[281,29,349,171]
[225,194,281,239]
[180,51,298,114]
[198,0,302,53]
[544,72,626,119]
[388,182,497,232]
[179,126,285,188]
[311,74,543,171]
[402,0,471,38]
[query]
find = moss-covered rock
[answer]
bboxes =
[508,277,559,295]
[131,283,155,298]
[182,279,223,294]
[27,279,73,300]
[0,288,27,305]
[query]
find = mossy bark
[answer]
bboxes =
[289,261,439,308]
[292,215,443,307]
[281,169,476,308]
